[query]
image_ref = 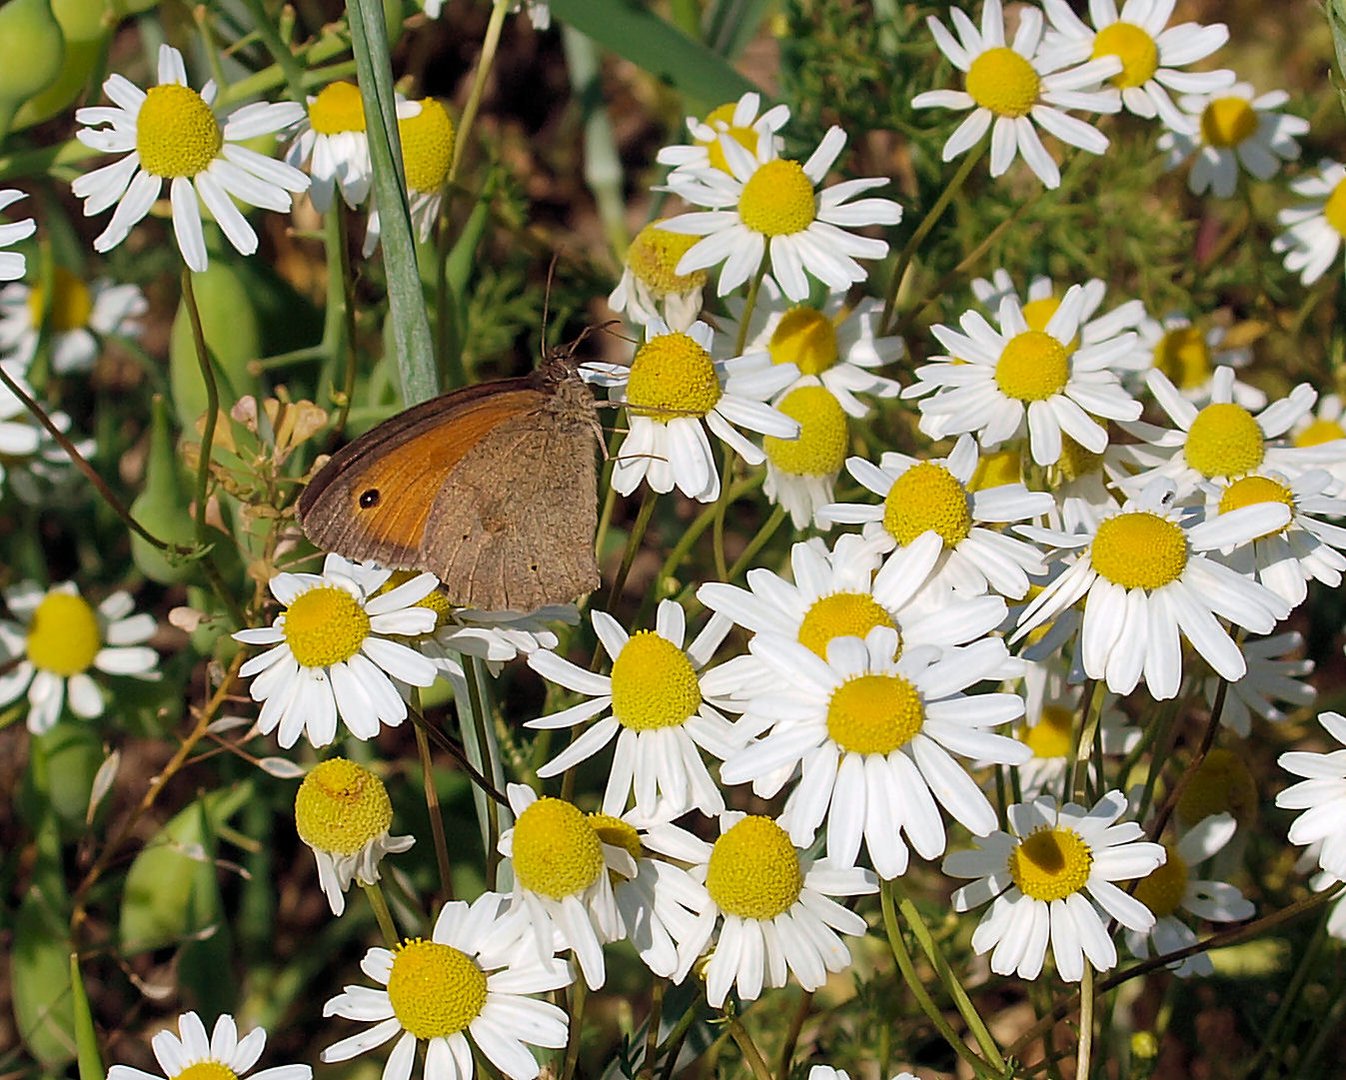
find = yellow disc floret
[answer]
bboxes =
[1200,97,1257,148]
[738,159,817,237]
[1184,402,1265,478]
[610,630,701,731]
[1294,417,1346,447]
[697,102,761,174]
[174,1063,238,1080]
[1153,326,1210,391]
[137,84,223,178]
[704,815,803,920]
[1325,179,1346,238]
[386,938,487,1040]
[26,267,94,334]
[1054,435,1103,483]
[1092,22,1159,89]
[282,585,370,668]
[970,448,1022,491]
[625,332,722,420]
[996,330,1070,402]
[826,672,925,755]
[1009,826,1093,902]
[882,462,973,549]
[308,81,367,135]
[26,591,101,677]
[1023,704,1074,759]
[1175,748,1259,830]
[626,222,707,295]
[965,47,1041,117]
[588,812,643,862]
[764,385,848,477]
[1090,512,1188,590]
[768,306,839,375]
[512,796,605,899]
[1218,475,1295,537]
[294,758,393,855]
[398,98,455,194]
[377,570,452,635]
[1132,842,1186,919]
[1021,296,1061,332]
[797,593,896,660]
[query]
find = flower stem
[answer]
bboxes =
[412,695,455,909]
[606,486,658,612]
[723,1014,772,1080]
[1076,964,1095,1080]
[1069,679,1105,803]
[361,881,400,947]
[448,0,511,186]
[561,977,588,1080]
[643,978,665,1079]
[726,504,786,582]
[332,202,361,440]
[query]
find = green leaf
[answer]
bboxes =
[11,813,74,1068]
[70,954,105,1080]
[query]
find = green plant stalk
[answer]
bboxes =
[361,881,400,947]
[1148,668,1233,843]
[448,0,510,185]
[777,990,814,1079]
[643,978,666,1080]
[1069,680,1104,802]
[413,706,455,909]
[1244,907,1333,1077]
[464,656,508,890]
[239,0,305,99]
[1077,965,1095,1080]
[723,1015,772,1080]
[333,202,361,438]
[69,954,104,1080]
[561,978,588,1080]
[606,486,658,614]
[725,504,786,582]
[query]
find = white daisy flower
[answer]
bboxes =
[0,269,146,373]
[72,44,308,272]
[583,317,799,503]
[819,433,1056,601]
[1276,710,1346,879]
[944,789,1166,981]
[720,626,1029,879]
[1273,158,1346,286]
[607,219,708,331]
[321,891,571,1080]
[232,554,439,749]
[0,580,159,735]
[362,97,456,257]
[1203,632,1315,738]
[524,599,738,819]
[0,364,91,499]
[642,811,877,1006]
[1288,393,1346,490]
[656,92,791,179]
[1204,468,1346,608]
[1157,83,1308,198]
[1133,314,1262,409]
[1015,480,1292,700]
[760,379,851,528]
[908,285,1142,466]
[109,1012,310,1080]
[662,126,902,301]
[0,190,36,282]
[911,0,1121,189]
[1038,0,1233,128]
[284,81,379,212]
[496,784,637,990]
[1124,813,1254,978]
[293,757,414,916]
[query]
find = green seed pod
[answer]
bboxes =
[129,395,198,585]
[11,0,111,131]
[169,259,260,433]
[0,0,66,140]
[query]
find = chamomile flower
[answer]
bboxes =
[1124,813,1254,977]
[1277,710,1346,878]
[1038,0,1233,128]
[656,92,790,179]
[721,627,1029,878]
[72,44,308,272]
[943,790,1166,981]
[108,1012,310,1080]
[662,126,902,302]
[607,220,707,331]
[584,318,799,502]
[819,434,1055,601]
[525,600,738,819]
[1273,159,1346,286]
[362,98,455,257]
[1134,314,1262,409]
[1175,747,1259,833]
[0,190,36,281]
[0,581,159,735]
[0,269,146,373]
[321,891,571,1080]
[1204,632,1315,737]
[496,785,637,989]
[911,0,1121,189]
[0,365,89,498]
[1157,83,1308,198]
[1015,481,1292,700]
[284,81,379,212]
[294,758,414,916]
[232,554,439,749]
[642,811,877,1006]
[909,286,1142,466]
[1289,393,1346,489]
[761,380,851,528]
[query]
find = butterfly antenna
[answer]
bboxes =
[540,253,561,363]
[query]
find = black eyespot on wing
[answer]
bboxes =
[359,489,380,509]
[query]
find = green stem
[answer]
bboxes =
[361,881,400,947]
[448,0,511,186]
[726,504,786,582]
[180,270,218,557]
[723,1015,772,1080]
[333,202,361,439]
[777,991,813,1079]
[643,978,665,1079]
[1069,680,1103,803]
[1149,668,1233,844]
[561,978,587,1080]
[1244,908,1332,1077]
[711,452,736,581]
[464,657,505,889]
[1076,965,1095,1080]
[413,705,455,909]
[606,486,657,612]
[239,0,305,99]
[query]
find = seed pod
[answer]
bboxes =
[12,0,111,131]
[0,0,65,140]
[129,395,198,585]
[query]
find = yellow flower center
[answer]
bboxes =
[1325,179,1346,238]
[511,796,605,899]
[995,330,1070,402]
[281,584,371,668]
[1055,435,1104,483]
[1023,704,1074,759]
[1009,826,1093,902]
[768,306,839,375]
[377,570,452,636]
[969,448,1022,491]
[588,812,643,862]
[626,222,706,294]
[308,81,366,135]
[1200,97,1258,149]
[1020,296,1060,332]
[1294,417,1346,447]
[965,47,1041,118]
[826,672,925,755]
[386,938,487,1040]
[738,159,817,237]
[609,630,702,731]
[25,591,101,677]
[704,815,803,920]
[173,1063,237,1080]
[882,462,973,549]
[1217,475,1295,537]
[1090,512,1188,590]
[797,593,897,661]
[398,98,455,194]
[1184,402,1265,478]
[625,331,722,420]
[1153,326,1210,391]
[1175,748,1258,830]
[26,267,94,334]
[1132,842,1187,919]
[136,83,223,178]
[1091,21,1159,89]
[294,758,393,856]
[697,102,761,173]
[764,385,848,477]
